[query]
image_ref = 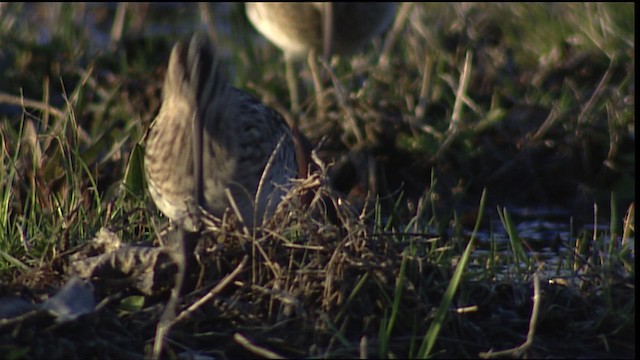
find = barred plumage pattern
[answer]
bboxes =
[144,34,297,231]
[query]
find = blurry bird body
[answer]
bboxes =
[245,2,398,60]
[145,35,298,231]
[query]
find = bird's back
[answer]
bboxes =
[145,34,297,230]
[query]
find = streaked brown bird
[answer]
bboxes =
[245,2,397,113]
[144,34,300,231]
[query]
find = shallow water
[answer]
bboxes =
[462,204,634,283]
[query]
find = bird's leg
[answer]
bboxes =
[322,2,334,61]
[153,226,198,359]
[312,2,334,121]
[308,49,326,121]
[285,54,301,120]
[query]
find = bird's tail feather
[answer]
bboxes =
[164,33,228,120]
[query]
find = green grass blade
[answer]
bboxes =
[417,188,487,358]
[497,206,527,275]
[380,252,407,358]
